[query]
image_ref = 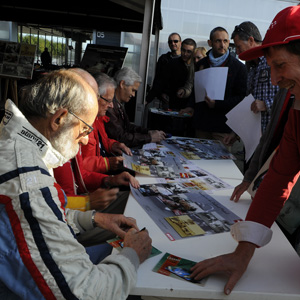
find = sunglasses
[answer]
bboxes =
[234,25,262,42]
[168,39,179,44]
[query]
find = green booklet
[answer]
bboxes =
[107,236,162,258]
[152,252,207,285]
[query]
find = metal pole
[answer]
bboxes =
[134,0,155,126]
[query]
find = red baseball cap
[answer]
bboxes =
[239,6,300,61]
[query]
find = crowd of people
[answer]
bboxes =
[1,4,300,299]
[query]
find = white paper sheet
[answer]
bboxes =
[225,94,261,162]
[194,67,228,103]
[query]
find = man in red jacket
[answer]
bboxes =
[53,68,139,246]
[190,5,300,294]
[81,71,132,174]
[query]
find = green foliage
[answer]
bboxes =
[18,34,65,57]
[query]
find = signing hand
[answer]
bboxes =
[124,228,152,263]
[230,181,251,202]
[93,213,139,238]
[190,242,256,295]
[89,187,119,210]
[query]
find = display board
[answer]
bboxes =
[0,41,36,79]
[80,44,128,77]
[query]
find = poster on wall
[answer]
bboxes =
[0,41,36,79]
[80,44,128,77]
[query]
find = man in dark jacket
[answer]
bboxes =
[181,27,247,142]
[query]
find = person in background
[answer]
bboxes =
[105,67,166,148]
[41,47,52,69]
[224,21,279,148]
[190,5,300,294]
[160,38,197,110]
[193,46,207,63]
[54,68,139,247]
[81,71,132,174]
[180,27,247,146]
[0,69,152,300]
[146,32,182,105]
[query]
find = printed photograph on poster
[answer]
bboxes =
[162,137,236,160]
[131,181,242,241]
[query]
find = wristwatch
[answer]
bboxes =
[91,210,97,228]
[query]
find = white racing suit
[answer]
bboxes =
[0,100,139,300]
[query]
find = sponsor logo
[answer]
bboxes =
[3,110,13,125]
[19,127,46,150]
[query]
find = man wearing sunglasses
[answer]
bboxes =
[146,32,182,105]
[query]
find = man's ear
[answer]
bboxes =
[207,39,212,48]
[50,108,69,132]
[120,80,126,89]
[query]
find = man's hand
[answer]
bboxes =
[124,228,152,263]
[205,96,215,108]
[108,156,124,170]
[223,132,238,146]
[251,100,266,113]
[108,172,140,189]
[190,242,256,295]
[179,107,194,116]
[111,142,132,156]
[149,130,166,143]
[177,88,185,98]
[93,213,139,238]
[89,187,119,210]
[230,181,251,202]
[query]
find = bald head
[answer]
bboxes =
[69,68,98,95]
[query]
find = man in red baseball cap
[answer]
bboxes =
[190,5,300,295]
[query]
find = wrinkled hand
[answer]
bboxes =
[205,96,215,108]
[149,130,166,143]
[251,100,266,113]
[111,142,132,156]
[124,228,152,263]
[94,213,139,238]
[230,181,251,202]
[179,107,194,116]
[108,156,124,170]
[89,187,119,210]
[109,172,140,188]
[190,242,256,295]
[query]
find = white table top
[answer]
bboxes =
[124,159,300,300]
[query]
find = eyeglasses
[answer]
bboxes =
[68,110,94,136]
[99,94,113,104]
[168,39,179,44]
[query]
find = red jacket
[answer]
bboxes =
[81,116,118,173]
[53,146,108,196]
[246,108,300,228]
